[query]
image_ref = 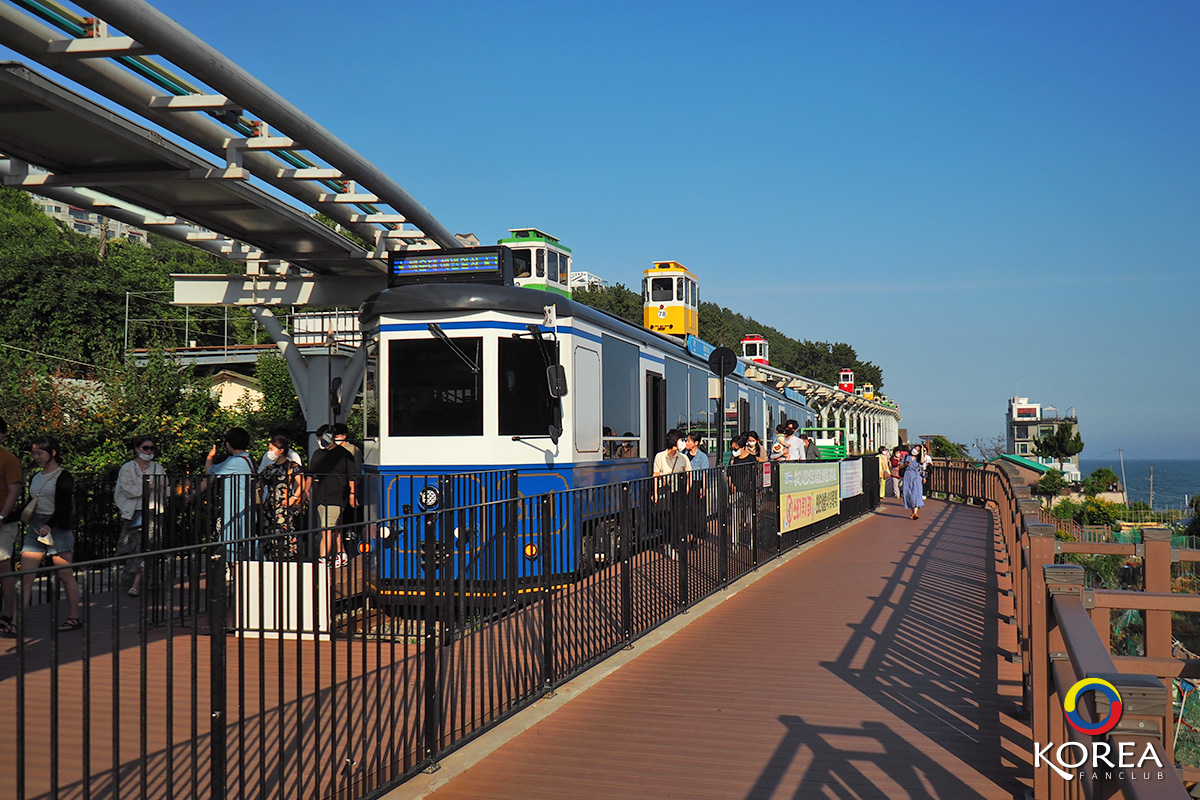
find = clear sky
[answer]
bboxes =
[7,1,1199,457]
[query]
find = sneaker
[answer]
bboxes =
[333,553,348,568]
[127,587,140,597]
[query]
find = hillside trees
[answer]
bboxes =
[1034,422,1085,473]
[573,284,885,389]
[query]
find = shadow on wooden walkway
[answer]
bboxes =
[411,498,1032,799]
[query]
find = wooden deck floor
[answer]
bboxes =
[411,498,1032,800]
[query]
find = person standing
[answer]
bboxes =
[785,424,804,461]
[258,433,304,560]
[744,431,768,464]
[0,418,22,636]
[16,435,81,632]
[901,444,926,520]
[683,431,709,543]
[652,429,691,560]
[205,427,256,562]
[887,447,903,498]
[770,423,788,462]
[921,445,934,499]
[308,424,358,568]
[114,435,168,597]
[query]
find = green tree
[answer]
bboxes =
[1082,467,1120,497]
[1034,421,1084,472]
[571,283,643,325]
[256,351,302,426]
[1033,469,1067,501]
[927,435,971,459]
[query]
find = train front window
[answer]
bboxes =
[559,255,569,285]
[676,278,684,301]
[512,248,532,279]
[547,251,559,283]
[650,277,673,301]
[387,338,483,436]
[536,249,545,278]
[498,338,559,436]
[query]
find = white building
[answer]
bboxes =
[1005,396,1082,482]
[35,195,149,245]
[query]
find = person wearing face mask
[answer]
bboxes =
[258,434,304,560]
[307,424,358,568]
[257,431,303,473]
[114,435,169,597]
[651,429,691,561]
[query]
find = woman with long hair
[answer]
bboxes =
[901,444,926,520]
[16,435,81,631]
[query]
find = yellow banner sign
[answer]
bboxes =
[779,462,841,532]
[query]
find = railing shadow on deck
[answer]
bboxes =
[930,459,1195,800]
[813,499,1032,798]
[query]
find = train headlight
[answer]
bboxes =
[418,485,440,510]
[523,543,539,561]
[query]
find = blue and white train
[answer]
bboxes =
[358,247,815,597]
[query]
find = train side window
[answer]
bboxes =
[688,365,709,433]
[512,248,532,279]
[650,277,673,302]
[536,249,545,278]
[388,338,482,436]
[676,277,684,301]
[560,255,569,285]
[574,346,601,453]
[665,357,689,433]
[547,251,559,283]
[601,334,640,439]
[642,278,648,303]
[686,280,694,307]
[498,338,559,436]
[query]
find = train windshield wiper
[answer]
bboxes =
[428,323,480,374]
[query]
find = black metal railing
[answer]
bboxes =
[1,456,879,800]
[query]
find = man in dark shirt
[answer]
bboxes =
[308,424,358,568]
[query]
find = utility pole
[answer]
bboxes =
[1118,448,1129,507]
[1149,466,1154,511]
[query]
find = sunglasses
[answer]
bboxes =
[138,445,157,453]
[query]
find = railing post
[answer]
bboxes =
[540,495,556,690]
[619,483,633,646]
[1028,521,1057,800]
[1044,564,1084,800]
[675,476,689,610]
[1142,527,1173,659]
[207,552,227,800]
[717,468,729,587]
[421,511,439,770]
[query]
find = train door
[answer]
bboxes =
[645,372,665,460]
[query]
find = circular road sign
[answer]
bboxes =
[708,346,738,377]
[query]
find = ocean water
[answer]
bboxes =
[1078,458,1200,510]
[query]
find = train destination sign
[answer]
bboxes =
[389,246,513,286]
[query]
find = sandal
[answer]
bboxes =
[0,619,15,638]
[57,618,82,632]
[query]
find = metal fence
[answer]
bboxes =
[1,456,879,800]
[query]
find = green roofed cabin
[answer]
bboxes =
[498,228,573,297]
[988,453,1053,486]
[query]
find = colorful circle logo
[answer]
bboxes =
[1063,679,1123,735]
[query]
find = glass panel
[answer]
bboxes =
[665,358,689,432]
[601,334,640,437]
[512,248,532,279]
[676,277,684,301]
[388,337,482,436]
[536,249,545,278]
[642,278,648,303]
[547,251,559,283]
[650,277,673,302]
[689,366,710,435]
[559,255,569,285]
[498,338,558,435]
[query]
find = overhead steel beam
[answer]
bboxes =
[76,0,459,249]
[0,5,401,253]
[172,273,386,307]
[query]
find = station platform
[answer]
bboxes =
[401,498,1032,799]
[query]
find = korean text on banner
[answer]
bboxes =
[779,462,840,533]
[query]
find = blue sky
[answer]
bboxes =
[7,1,1199,457]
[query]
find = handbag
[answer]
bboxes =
[19,477,48,525]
